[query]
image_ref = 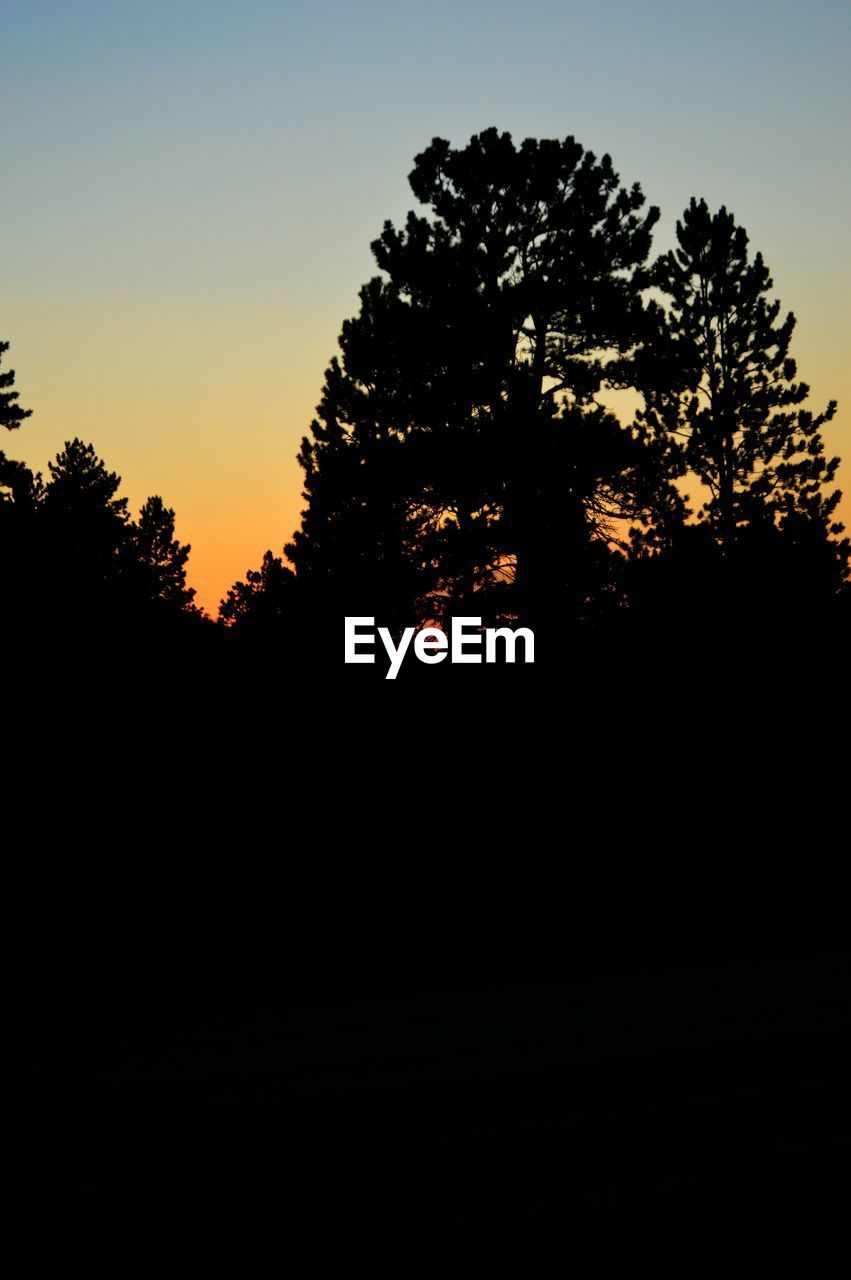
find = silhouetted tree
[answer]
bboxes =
[285,280,430,632]
[633,199,847,631]
[219,549,295,632]
[0,342,37,637]
[0,339,34,521]
[286,130,668,641]
[23,440,201,634]
[0,340,31,435]
[39,439,130,617]
[131,495,196,614]
[641,199,843,545]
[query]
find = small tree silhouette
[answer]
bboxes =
[0,340,31,435]
[0,338,34,513]
[0,340,37,637]
[219,550,295,631]
[132,495,196,614]
[41,439,130,599]
[630,202,848,633]
[641,198,843,546]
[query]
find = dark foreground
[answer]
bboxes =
[2,642,850,1264]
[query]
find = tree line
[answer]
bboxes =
[2,128,848,660]
[1,385,197,646]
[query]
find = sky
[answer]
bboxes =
[1,0,849,613]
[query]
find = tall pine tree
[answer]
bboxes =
[286,129,666,640]
[132,495,196,614]
[641,198,842,544]
[0,340,31,436]
[0,340,36,639]
[634,198,847,628]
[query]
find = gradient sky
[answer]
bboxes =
[1,0,848,613]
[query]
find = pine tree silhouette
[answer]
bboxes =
[284,129,668,644]
[132,495,197,615]
[633,198,848,633]
[642,198,843,542]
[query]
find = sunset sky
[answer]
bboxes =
[1,0,848,613]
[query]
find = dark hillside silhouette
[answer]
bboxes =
[2,133,851,1262]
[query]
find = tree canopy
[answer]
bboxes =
[640,198,842,542]
[2,128,848,659]
[1,382,199,645]
[286,129,670,642]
